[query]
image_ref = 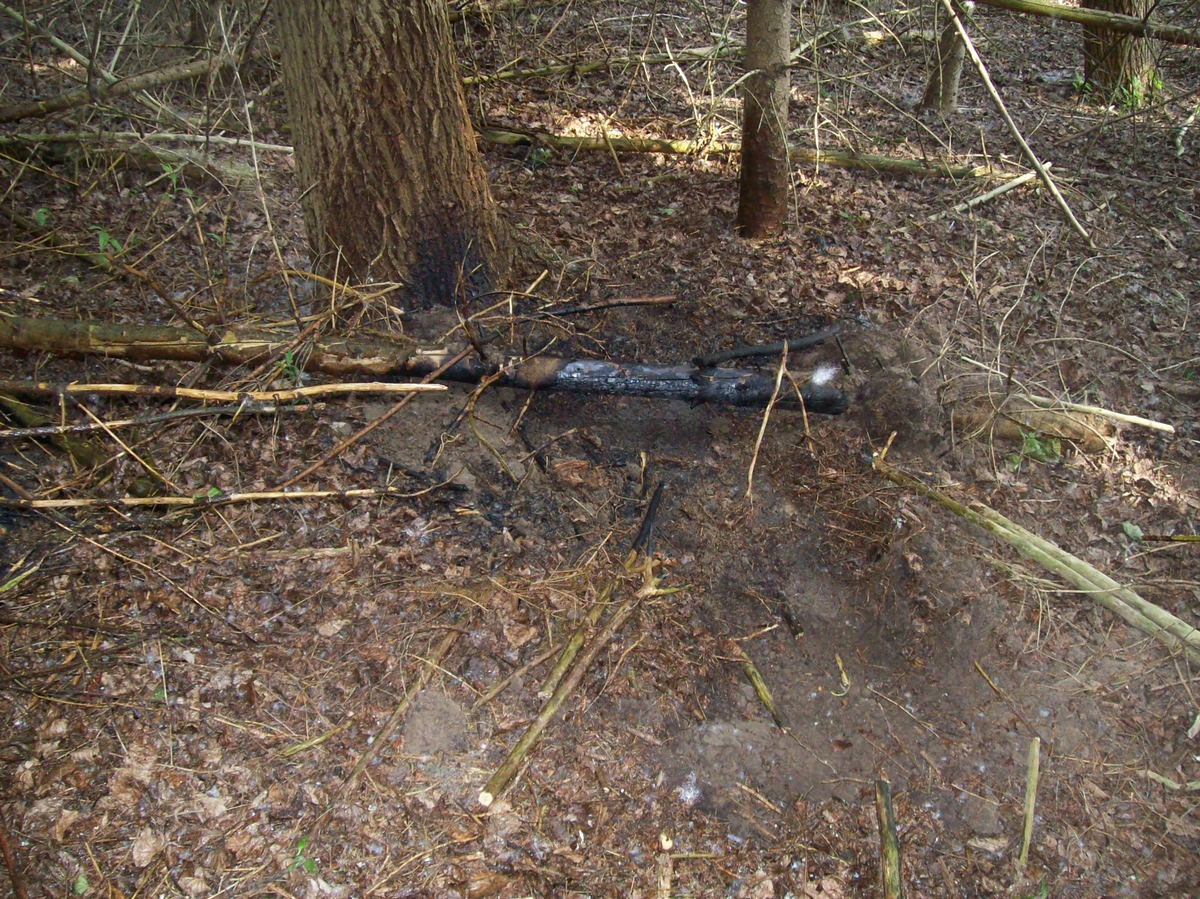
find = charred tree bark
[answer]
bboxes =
[1082,0,1157,104]
[0,315,848,414]
[275,0,506,305]
[736,0,792,238]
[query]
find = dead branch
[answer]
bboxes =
[483,128,994,178]
[972,0,1200,48]
[937,0,1095,247]
[0,54,234,125]
[874,445,1200,664]
[0,314,848,413]
[0,379,444,403]
[479,556,662,807]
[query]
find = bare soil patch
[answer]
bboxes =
[1,1,1198,897]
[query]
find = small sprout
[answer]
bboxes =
[89,226,122,255]
[32,206,49,227]
[1121,521,1144,542]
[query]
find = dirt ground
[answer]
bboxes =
[1,1,1198,897]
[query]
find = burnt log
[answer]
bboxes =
[0,313,847,413]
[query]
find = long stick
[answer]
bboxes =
[937,0,1095,248]
[479,588,641,807]
[971,0,1200,48]
[0,55,233,125]
[0,379,443,402]
[874,448,1200,663]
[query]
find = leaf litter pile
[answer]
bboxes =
[1,1,1198,896]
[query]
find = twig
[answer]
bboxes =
[531,295,677,320]
[483,128,993,178]
[936,0,1095,247]
[732,643,790,731]
[0,2,191,127]
[745,348,788,500]
[932,168,1042,221]
[693,325,839,368]
[0,130,295,153]
[479,587,641,807]
[0,400,327,440]
[0,811,30,899]
[960,358,1175,433]
[345,629,460,790]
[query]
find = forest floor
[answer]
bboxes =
[0,1,1198,897]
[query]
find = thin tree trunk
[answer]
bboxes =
[921,0,967,113]
[275,0,506,305]
[736,0,792,238]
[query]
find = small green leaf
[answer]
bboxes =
[33,206,49,227]
[72,873,90,894]
[1121,521,1144,541]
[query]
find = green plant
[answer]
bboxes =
[89,226,122,255]
[32,206,49,227]
[276,349,305,386]
[1005,430,1062,471]
[290,837,318,874]
[157,161,194,197]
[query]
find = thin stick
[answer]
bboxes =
[959,358,1175,433]
[745,349,788,500]
[0,401,327,440]
[345,629,460,791]
[0,812,30,899]
[0,380,443,403]
[1017,736,1041,870]
[480,575,645,807]
[0,54,234,125]
[732,643,790,731]
[937,0,1095,247]
[4,480,456,511]
[932,169,1041,220]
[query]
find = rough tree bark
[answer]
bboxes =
[736,0,792,238]
[1082,0,1157,104]
[275,0,506,306]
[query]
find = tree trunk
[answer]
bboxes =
[736,0,792,238]
[921,0,968,113]
[275,0,506,306]
[1082,0,1157,104]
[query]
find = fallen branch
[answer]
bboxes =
[0,2,192,127]
[479,566,644,807]
[484,128,993,178]
[0,379,444,403]
[972,0,1200,48]
[0,54,234,125]
[0,482,457,511]
[0,314,848,413]
[874,443,1200,664]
